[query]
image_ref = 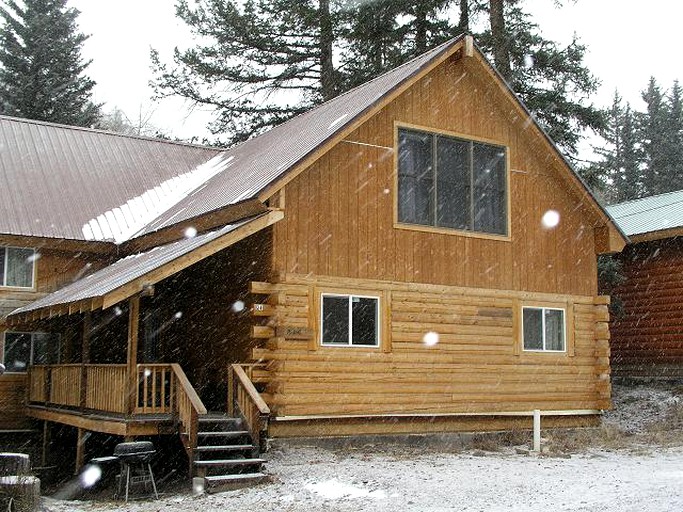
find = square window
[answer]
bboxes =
[3,332,58,372]
[321,294,379,347]
[1,246,35,288]
[522,307,565,352]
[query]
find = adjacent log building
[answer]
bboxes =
[607,191,683,379]
[0,36,625,477]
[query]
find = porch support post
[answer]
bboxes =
[75,428,86,475]
[125,295,140,417]
[80,312,91,411]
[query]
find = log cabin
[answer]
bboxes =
[606,190,683,380]
[0,35,626,487]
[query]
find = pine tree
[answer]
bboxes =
[661,80,683,191]
[0,0,99,126]
[151,0,346,144]
[154,0,601,153]
[476,1,602,157]
[640,77,668,196]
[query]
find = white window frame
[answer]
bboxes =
[320,293,380,348]
[0,246,36,289]
[522,306,566,353]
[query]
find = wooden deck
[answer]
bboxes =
[26,363,206,438]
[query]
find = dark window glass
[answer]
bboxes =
[545,309,565,351]
[0,247,4,285]
[473,144,507,234]
[322,296,349,344]
[436,137,470,229]
[397,128,507,235]
[398,130,434,225]
[6,248,34,287]
[523,308,543,350]
[351,297,378,346]
[4,333,32,372]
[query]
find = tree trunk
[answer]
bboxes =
[319,0,336,101]
[458,0,470,32]
[414,3,428,54]
[489,0,511,81]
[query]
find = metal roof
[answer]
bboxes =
[8,214,274,317]
[606,190,683,237]
[0,116,222,242]
[136,37,466,235]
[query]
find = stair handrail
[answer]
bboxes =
[170,364,207,455]
[228,364,270,451]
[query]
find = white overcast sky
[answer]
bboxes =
[69,0,682,142]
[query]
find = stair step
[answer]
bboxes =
[194,458,265,467]
[195,444,254,453]
[203,472,268,493]
[198,430,249,438]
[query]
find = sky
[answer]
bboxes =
[68,0,682,143]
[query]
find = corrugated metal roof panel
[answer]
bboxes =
[606,190,683,236]
[8,216,261,316]
[0,116,222,241]
[137,37,466,235]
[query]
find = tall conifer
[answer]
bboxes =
[0,0,99,126]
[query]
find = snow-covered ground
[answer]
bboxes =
[43,383,683,512]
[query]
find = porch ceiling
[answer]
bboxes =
[5,210,283,324]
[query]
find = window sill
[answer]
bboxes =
[393,222,511,242]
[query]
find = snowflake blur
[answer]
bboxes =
[423,331,439,346]
[542,210,560,229]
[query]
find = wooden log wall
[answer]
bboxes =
[249,275,610,431]
[609,239,683,379]
[0,374,30,429]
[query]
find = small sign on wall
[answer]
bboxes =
[276,326,314,340]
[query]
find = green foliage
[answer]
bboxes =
[476,2,603,157]
[0,0,100,126]
[588,78,683,203]
[153,0,602,151]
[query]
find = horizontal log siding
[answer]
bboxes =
[252,276,610,421]
[271,54,600,298]
[0,374,30,429]
[609,239,683,378]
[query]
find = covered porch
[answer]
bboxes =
[4,212,281,472]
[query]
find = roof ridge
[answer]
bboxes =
[0,114,224,151]
[233,36,464,146]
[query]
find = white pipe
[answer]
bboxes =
[533,409,541,452]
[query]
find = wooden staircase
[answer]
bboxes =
[192,413,267,492]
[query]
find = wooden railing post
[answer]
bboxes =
[227,366,235,417]
[229,364,270,452]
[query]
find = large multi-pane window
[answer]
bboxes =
[397,128,507,235]
[0,246,35,288]
[2,332,58,372]
[522,307,565,352]
[321,294,379,347]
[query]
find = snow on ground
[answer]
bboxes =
[43,384,683,512]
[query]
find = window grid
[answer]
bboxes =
[397,127,507,236]
[320,293,380,347]
[523,306,566,352]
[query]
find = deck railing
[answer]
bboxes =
[228,364,270,450]
[27,363,208,442]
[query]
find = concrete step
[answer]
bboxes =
[203,472,269,493]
